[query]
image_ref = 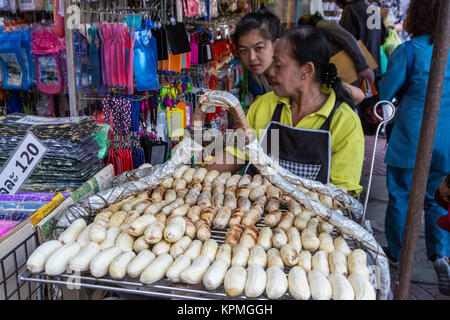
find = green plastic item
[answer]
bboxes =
[94,124,110,159]
[47,0,54,12]
[382,29,402,58]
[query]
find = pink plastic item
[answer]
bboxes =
[184,0,199,17]
[31,28,63,94]
[117,23,127,87]
[99,23,113,86]
[0,220,19,239]
[190,33,199,65]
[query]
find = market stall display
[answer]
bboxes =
[22,91,389,300]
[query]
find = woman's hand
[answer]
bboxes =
[358,68,373,83]
[438,175,450,203]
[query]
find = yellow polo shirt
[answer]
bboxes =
[225,86,365,195]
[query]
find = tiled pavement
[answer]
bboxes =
[362,135,449,300]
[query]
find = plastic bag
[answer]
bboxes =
[94,124,110,159]
[133,30,159,91]
[32,27,63,94]
[0,30,34,91]
[382,29,402,58]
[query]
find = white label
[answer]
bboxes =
[0,132,48,195]
[15,115,87,125]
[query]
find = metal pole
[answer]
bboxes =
[394,0,450,300]
[64,0,78,117]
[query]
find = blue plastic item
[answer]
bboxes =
[133,30,159,91]
[126,14,142,31]
[0,30,34,90]
[88,25,101,86]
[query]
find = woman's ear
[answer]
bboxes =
[301,62,315,80]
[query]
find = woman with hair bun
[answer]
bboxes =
[233,10,364,103]
[207,26,365,197]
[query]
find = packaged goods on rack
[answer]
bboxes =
[0,114,106,188]
[0,3,69,118]
[22,91,389,300]
[0,192,66,238]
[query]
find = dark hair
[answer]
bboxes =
[297,13,324,26]
[232,10,281,46]
[280,26,354,107]
[404,0,440,44]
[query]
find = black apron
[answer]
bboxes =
[245,99,341,184]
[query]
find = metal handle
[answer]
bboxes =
[361,100,396,226]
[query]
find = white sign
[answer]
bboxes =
[0,132,48,195]
[15,115,88,125]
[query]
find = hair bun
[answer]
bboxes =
[321,63,339,88]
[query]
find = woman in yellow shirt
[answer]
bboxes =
[206,26,365,196]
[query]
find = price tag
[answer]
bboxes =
[15,115,87,125]
[0,132,48,195]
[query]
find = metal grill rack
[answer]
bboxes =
[1,230,43,300]
[18,210,380,300]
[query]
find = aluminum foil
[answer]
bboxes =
[55,137,203,236]
[245,138,390,300]
[112,165,163,187]
[242,135,364,221]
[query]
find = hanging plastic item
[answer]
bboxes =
[110,24,119,87]
[126,14,142,31]
[47,0,53,11]
[98,23,113,86]
[168,48,182,73]
[183,0,200,18]
[189,33,199,65]
[151,25,169,61]
[166,22,191,55]
[156,107,169,142]
[133,29,159,91]
[167,107,185,138]
[31,27,63,94]
[0,30,33,90]
[87,25,101,86]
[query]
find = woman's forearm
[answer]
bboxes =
[343,82,365,105]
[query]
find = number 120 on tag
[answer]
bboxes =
[0,132,48,195]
